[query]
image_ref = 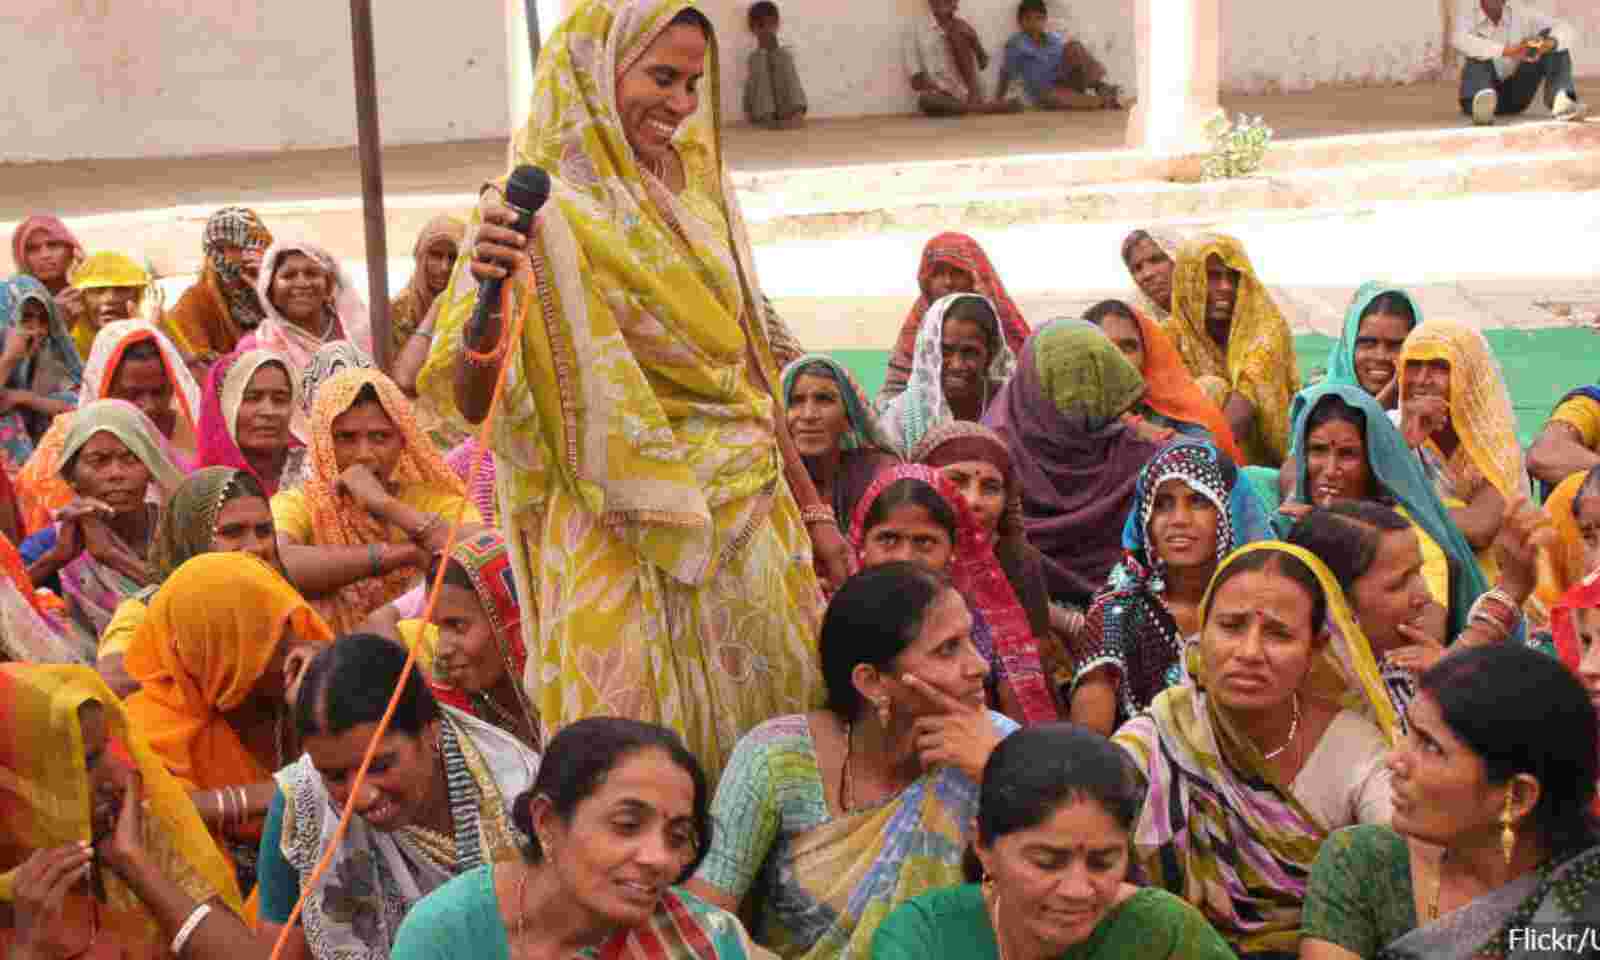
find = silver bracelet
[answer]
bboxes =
[171,902,212,957]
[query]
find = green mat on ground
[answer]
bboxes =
[829,329,1594,446]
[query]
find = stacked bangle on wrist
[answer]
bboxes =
[800,504,836,528]
[171,903,212,957]
[463,330,509,367]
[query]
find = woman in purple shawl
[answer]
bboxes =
[983,318,1165,605]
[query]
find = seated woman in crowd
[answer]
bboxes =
[0,275,82,475]
[1536,464,1600,622]
[1163,233,1299,467]
[17,320,201,532]
[1115,541,1398,958]
[1322,283,1420,412]
[1398,319,1526,575]
[0,528,77,665]
[1083,297,1244,462]
[11,215,86,336]
[1120,227,1180,322]
[1553,567,1600,714]
[98,466,283,697]
[911,420,1053,656]
[23,400,184,651]
[1529,378,1600,497]
[272,367,478,633]
[165,206,273,364]
[0,664,255,960]
[1070,439,1271,735]
[259,631,539,960]
[123,553,333,892]
[984,319,1164,606]
[781,354,900,535]
[873,723,1234,960]
[851,465,1056,723]
[394,716,764,960]
[1288,498,1547,732]
[297,340,373,431]
[879,232,1030,410]
[687,563,1017,960]
[385,531,541,750]
[881,293,1016,457]
[1282,385,1483,632]
[196,348,303,496]
[70,253,158,360]
[1301,645,1600,959]
[241,237,372,401]
[388,215,465,358]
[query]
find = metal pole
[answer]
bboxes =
[349,0,391,371]
[525,0,542,64]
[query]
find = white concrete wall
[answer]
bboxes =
[4,0,1597,162]
[0,0,510,163]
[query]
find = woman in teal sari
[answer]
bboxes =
[1283,383,1488,637]
[1301,644,1600,959]
[1317,283,1420,413]
[1251,284,1420,513]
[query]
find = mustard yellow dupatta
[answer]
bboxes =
[1163,234,1299,467]
[0,665,242,959]
[1115,542,1397,956]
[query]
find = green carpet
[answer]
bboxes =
[829,328,1594,446]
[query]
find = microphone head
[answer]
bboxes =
[505,165,552,213]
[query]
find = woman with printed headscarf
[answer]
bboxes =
[165,207,273,364]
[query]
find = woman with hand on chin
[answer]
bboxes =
[419,0,838,784]
[874,723,1233,960]
[271,367,479,634]
[688,563,1015,960]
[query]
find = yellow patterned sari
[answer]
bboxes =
[0,665,242,960]
[1163,233,1299,467]
[419,0,821,783]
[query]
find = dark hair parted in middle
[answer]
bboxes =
[963,722,1140,880]
[1203,547,1328,636]
[860,477,958,543]
[821,562,954,720]
[294,632,440,739]
[509,717,712,883]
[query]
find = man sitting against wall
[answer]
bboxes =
[1452,0,1585,124]
[903,0,1022,117]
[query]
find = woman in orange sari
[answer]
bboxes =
[122,553,332,895]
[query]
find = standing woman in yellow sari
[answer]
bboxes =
[1398,319,1527,580]
[419,0,842,782]
[1162,233,1299,468]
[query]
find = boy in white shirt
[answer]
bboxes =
[1452,0,1585,124]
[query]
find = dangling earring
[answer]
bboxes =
[875,697,891,728]
[1500,788,1517,866]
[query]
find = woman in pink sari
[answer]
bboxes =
[195,348,305,496]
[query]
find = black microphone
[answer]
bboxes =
[467,164,552,345]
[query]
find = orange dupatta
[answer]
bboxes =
[1133,308,1245,466]
[122,553,333,792]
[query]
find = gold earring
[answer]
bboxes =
[1500,789,1516,866]
[876,697,891,727]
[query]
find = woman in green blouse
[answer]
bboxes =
[872,723,1233,960]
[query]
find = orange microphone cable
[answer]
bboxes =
[268,263,533,960]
